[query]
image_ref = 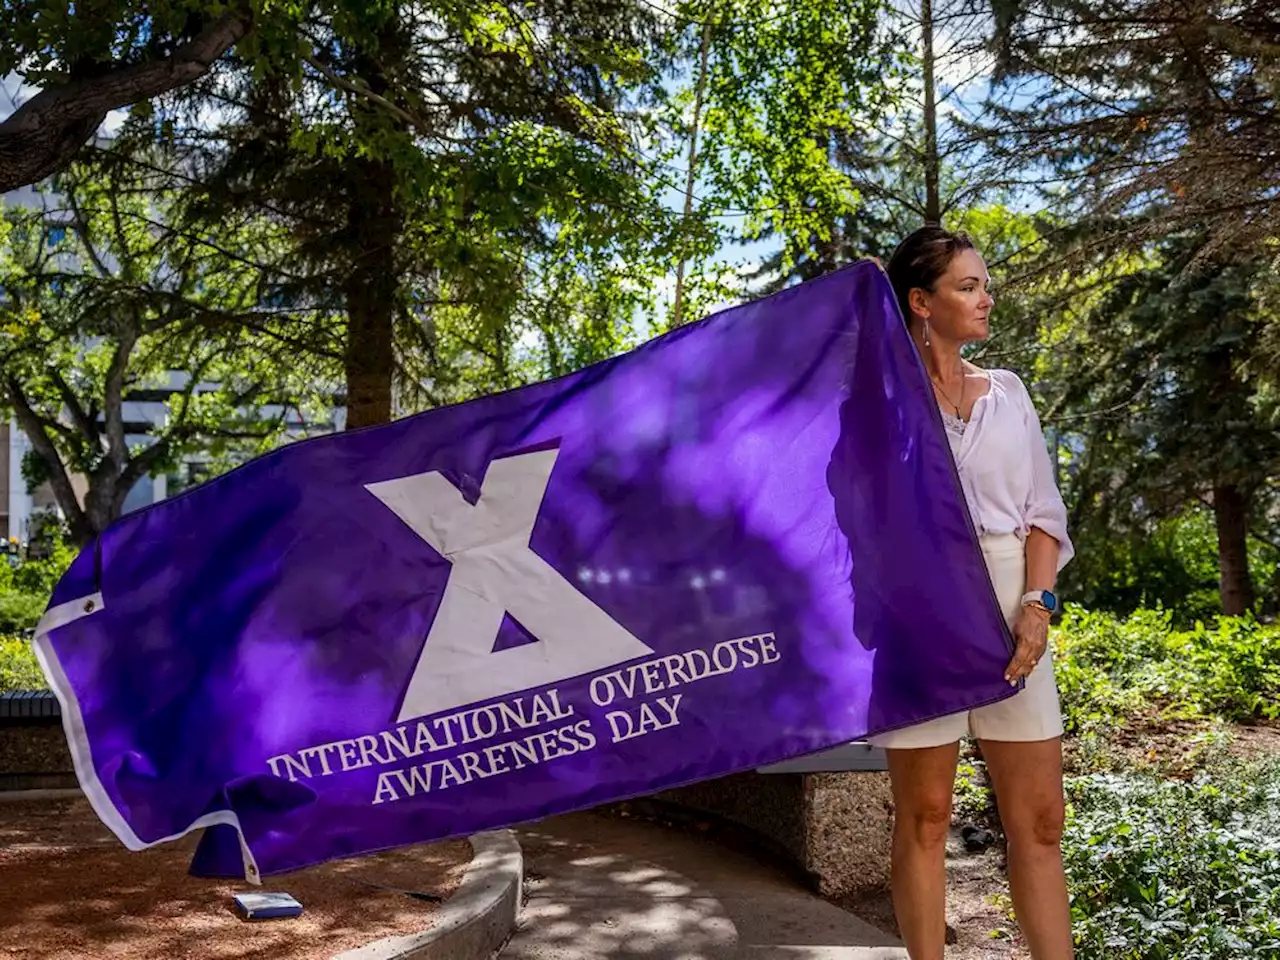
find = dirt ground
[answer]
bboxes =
[0,796,471,960]
[1063,715,1280,779]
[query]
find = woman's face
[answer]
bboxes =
[910,249,995,344]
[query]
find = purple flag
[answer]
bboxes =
[34,261,1015,882]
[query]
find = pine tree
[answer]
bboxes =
[983,0,1280,257]
[1049,234,1280,614]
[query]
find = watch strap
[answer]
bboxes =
[1021,590,1053,610]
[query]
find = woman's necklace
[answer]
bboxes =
[931,371,966,419]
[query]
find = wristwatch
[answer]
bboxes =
[1021,590,1058,613]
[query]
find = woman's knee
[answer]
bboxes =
[980,737,1067,850]
[895,795,954,849]
[1005,798,1065,849]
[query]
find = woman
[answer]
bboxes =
[869,226,1075,960]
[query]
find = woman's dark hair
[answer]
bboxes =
[885,226,976,326]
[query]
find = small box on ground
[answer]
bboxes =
[233,892,303,920]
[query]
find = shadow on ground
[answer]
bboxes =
[504,812,906,959]
[0,797,470,960]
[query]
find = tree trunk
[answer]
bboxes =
[1212,483,1254,616]
[671,15,713,328]
[921,0,941,225]
[4,379,93,544]
[341,33,403,431]
[82,473,120,546]
[343,185,396,432]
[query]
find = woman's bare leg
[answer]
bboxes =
[980,737,1074,959]
[885,742,961,960]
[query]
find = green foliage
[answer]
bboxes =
[1028,232,1280,616]
[673,0,894,262]
[1064,762,1280,959]
[9,539,75,599]
[0,0,262,85]
[1064,509,1280,625]
[0,152,332,542]
[0,634,46,692]
[144,0,693,423]
[1053,607,1280,735]
[953,758,995,824]
[656,0,897,304]
[0,588,45,635]
[984,0,1280,256]
[3,0,903,409]
[0,530,76,634]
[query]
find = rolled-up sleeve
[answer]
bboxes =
[1018,378,1075,572]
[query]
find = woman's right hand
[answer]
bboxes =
[1005,603,1050,685]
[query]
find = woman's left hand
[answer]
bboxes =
[1005,604,1050,685]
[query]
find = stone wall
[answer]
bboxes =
[801,771,895,898]
[653,768,894,899]
[0,722,77,791]
[654,770,807,863]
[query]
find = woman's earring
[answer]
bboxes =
[924,319,932,347]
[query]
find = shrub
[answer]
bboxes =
[953,758,995,824]
[0,634,46,691]
[1053,606,1280,733]
[0,532,75,634]
[7,535,76,596]
[0,586,46,634]
[1061,508,1279,625]
[1065,761,1280,959]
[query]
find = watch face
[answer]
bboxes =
[1042,591,1058,612]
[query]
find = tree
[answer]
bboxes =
[133,0,680,428]
[884,0,1012,226]
[1047,234,1280,615]
[982,0,1280,259]
[0,2,257,192]
[0,153,329,544]
[733,0,1022,291]
[652,0,897,315]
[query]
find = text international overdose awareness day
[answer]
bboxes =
[268,635,781,804]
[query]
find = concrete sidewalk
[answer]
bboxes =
[500,812,907,959]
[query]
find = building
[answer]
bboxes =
[1,419,74,542]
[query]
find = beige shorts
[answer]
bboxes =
[867,533,1064,749]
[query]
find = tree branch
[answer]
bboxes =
[112,349,217,508]
[0,11,253,193]
[114,438,173,511]
[66,190,114,279]
[301,52,444,143]
[4,376,90,542]
[102,330,139,473]
[47,369,102,445]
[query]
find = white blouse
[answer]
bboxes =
[941,369,1074,573]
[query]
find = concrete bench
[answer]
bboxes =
[643,741,894,900]
[757,740,887,774]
